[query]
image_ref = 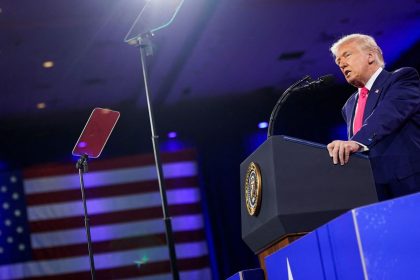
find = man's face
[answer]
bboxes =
[335,41,372,87]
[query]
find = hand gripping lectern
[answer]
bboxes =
[240,135,378,266]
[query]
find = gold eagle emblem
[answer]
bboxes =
[245,162,262,216]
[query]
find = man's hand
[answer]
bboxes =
[327,140,361,165]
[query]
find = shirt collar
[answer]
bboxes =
[361,67,383,92]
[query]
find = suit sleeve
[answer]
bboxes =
[341,106,348,138]
[342,94,357,139]
[351,68,420,147]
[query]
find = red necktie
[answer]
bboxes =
[353,87,369,134]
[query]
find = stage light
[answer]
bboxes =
[167,131,177,139]
[258,122,268,129]
[36,102,46,109]
[42,61,54,68]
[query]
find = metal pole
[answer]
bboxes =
[138,36,180,280]
[76,155,97,280]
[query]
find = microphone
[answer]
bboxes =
[293,74,335,91]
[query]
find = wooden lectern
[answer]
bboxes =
[240,135,378,276]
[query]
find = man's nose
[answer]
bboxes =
[339,60,347,69]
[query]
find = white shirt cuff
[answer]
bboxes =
[354,141,369,152]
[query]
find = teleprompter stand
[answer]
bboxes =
[131,33,179,280]
[123,1,186,279]
[76,154,96,280]
[72,107,120,280]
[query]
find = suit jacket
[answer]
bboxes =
[342,67,420,187]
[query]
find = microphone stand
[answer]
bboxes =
[134,33,180,280]
[267,75,311,138]
[76,154,96,280]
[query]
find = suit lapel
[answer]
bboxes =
[347,93,358,138]
[363,69,390,121]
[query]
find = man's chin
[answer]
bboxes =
[346,77,362,88]
[345,77,355,85]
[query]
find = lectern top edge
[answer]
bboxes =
[272,135,369,159]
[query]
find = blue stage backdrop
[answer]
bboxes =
[0,150,212,279]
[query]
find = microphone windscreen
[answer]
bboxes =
[319,74,335,85]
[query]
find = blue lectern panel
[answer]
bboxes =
[226,268,264,280]
[319,212,365,279]
[265,233,325,279]
[264,193,420,279]
[313,228,336,279]
[354,193,420,279]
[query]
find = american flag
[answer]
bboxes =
[0,149,212,279]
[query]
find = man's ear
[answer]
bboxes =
[368,51,375,65]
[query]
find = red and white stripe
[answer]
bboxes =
[0,150,212,280]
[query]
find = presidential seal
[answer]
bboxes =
[245,162,262,216]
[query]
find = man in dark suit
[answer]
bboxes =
[326,34,420,199]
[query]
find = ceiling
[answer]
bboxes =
[1,0,419,119]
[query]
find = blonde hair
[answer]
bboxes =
[330,34,385,67]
